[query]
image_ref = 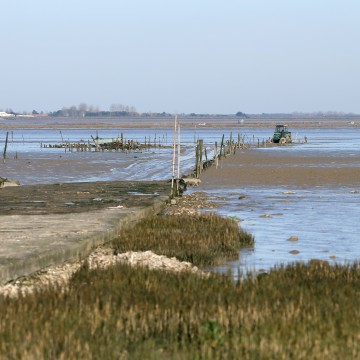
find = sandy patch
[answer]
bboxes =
[200,148,360,187]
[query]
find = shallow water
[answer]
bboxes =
[202,127,360,275]
[0,126,279,184]
[204,185,360,276]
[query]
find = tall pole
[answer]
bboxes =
[176,122,181,195]
[171,115,177,197]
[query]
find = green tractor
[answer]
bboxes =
[272,124,292,144]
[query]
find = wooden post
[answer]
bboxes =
[171,116,177,197]
[199,139,203,174]
[214,142,218,168]
[219,134,225,158]
[195,142,199,178]
[3,132,9,163]
[176,122,181,195]
[91,135,98,152]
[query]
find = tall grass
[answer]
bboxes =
[112,214,254,266]
[2,261,360,359]
[1,215,360,359]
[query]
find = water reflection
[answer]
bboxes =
[207,186,360,275]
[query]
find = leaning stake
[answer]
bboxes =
[3,132,9,163]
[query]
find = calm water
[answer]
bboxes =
[1,125,359,274]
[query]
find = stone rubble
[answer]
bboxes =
[163,192,218,216]
[0,177,20,188]
[88,248,200,274]
[0,249,204,298]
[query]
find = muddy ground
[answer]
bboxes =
[199,148,360,188]
[1,115,360,130]
[0,180,170,216]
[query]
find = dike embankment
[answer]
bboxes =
[0,181,169,285]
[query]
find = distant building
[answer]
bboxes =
[17,114,34,118]
[0,112,15,118]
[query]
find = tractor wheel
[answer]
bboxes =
[280,137,286,145]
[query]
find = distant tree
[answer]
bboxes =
[236,111,246,117]
[61,107,69,116]
[110,103,124,112]
[78,103,88,112]
[110,104,137,114]
[32,110,39,115]
[69,106,77,117]
[77,103,87,117]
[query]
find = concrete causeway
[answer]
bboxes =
[0,181,169,285]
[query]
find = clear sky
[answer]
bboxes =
[2,0,360,114]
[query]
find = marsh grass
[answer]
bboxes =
[1,216,360,359]
[112,214,254,266]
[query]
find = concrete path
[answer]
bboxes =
[0,181,169,285]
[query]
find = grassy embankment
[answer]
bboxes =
[1,214,360,359]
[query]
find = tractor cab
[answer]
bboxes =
[272,124,292,144]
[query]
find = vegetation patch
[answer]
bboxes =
[112,213,254,267]
[2,260,360,358]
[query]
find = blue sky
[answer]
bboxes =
[2,1,360,114]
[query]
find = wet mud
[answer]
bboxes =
[0,181,169,216]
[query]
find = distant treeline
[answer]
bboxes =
[48,104,139,117]
[3,102,251,118]
[49,110,140,117]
